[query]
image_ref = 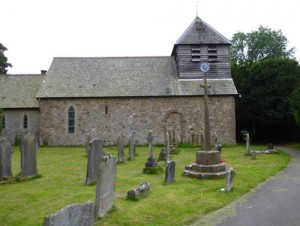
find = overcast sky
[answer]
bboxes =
[2,0,299,74]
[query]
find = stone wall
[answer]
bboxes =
[39,96,236,146]
[1,109,40,145]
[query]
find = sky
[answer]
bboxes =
[2,0,299,74]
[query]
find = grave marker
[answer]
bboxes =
[43,201,94,226]
[117,133,125,163]
[94,155,116,218]
[86,138,105,185]
[165,161,175,184]
[0,137,13,180]
[20,133,38,177]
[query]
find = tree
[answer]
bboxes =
[230,26,295,66]
[0,43,12,74]
[291,84,300,127]
[234,58,300,141]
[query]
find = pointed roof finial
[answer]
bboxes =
[196,0,200,18]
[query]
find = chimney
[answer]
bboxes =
[41,70,47,75]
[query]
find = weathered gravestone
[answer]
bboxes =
[85,134,92,157]
[86,138,105,185]
[94,155,116,218]
[165,161,175,184]
[225,168,234,192]
[128,132,136,160]
[245,133,251,156]
[0,137,13,180]
[127,182,150,200]
[117,133,125,163]
[43,201,94,226]
[20,133,38,177]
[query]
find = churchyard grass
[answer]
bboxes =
[0,144,290,226]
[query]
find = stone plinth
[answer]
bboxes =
[184,151,227,179]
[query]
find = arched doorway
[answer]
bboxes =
[165,111,185,145]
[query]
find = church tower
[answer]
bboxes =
[171,17,232,79]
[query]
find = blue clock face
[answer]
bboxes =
[200,62,210,73]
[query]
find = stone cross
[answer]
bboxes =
[200,75,212,151]
[147,132,153,158]
[0,137,13,180]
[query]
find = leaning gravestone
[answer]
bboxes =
[0,137,13,180]
[43,201,94,226]
[20,133,38,177]
[165,161,175,184]
[94,155,116,218]
[86,138,105,185]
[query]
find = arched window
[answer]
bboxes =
[2,114,5,129]
[23,114,28,129]
[68,106,75,133]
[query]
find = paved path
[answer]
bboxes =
[191,146,300,226]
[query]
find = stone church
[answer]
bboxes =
[0,17,238,146]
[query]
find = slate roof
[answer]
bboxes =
[172,17,231,55]
[37,57,237,98]
[0,74,45,108]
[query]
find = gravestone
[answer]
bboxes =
[94,155,116,218]
[128,132,135,160]
[251,151,257,160]
[20,133,38,177]
[165,131,170,163]
[43,201,93,226]
[144,132,157,169]
[127,182,150,200]
[165,161,175,184]
[245,133,251,156]
[158,148,166,161]
[117,133,125,163]
[86,138,105,185]
[0,137,13,180]
[225,168,234,192]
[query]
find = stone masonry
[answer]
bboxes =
[39,96,236,146]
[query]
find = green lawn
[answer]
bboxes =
[0,144,290,226]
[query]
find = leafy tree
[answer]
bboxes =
[234,58,300,141]
[0,43,12,74]
[230,26,295,66]
[291,84,300,127]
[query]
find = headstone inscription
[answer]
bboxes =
[117,133,125,163]
[86,138,105,185]
[165,161,175,184]
[0,137,13,180]
[94,155,116,218]
[20,133,38,177]
[43,201,94,226]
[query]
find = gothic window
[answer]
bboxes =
[2,114,5,129]
[68,106,75,133]
[191,46,201,62]
[208,45,217,62]
[23,114,28,129]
